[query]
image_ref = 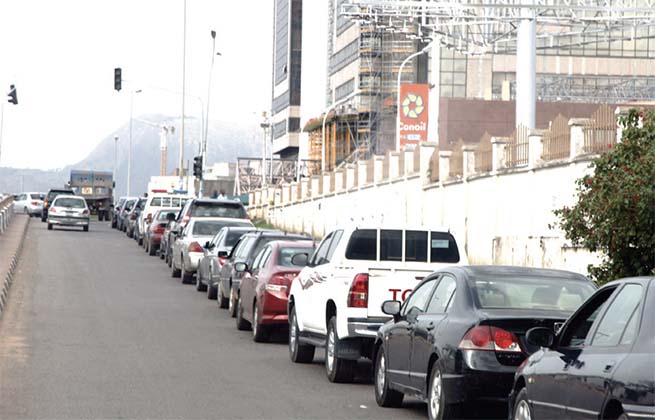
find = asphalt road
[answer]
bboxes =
[0,220,426,419]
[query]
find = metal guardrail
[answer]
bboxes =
[0,196,14,234]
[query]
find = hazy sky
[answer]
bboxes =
[0,0,326,170]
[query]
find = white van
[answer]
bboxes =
[136,192,191,245]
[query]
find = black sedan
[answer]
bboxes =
[510,276,655,420]
[373,265,596,420]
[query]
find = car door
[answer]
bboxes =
[242,246,270,321]
[297,232,335,332]
[528,286,619,419]
[410,275,457,391]
[564,283,644,419]
[386,278,438,390]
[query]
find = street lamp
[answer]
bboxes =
[128,89,142,196]
[113,136,118,201]
[200,29,222,197]
[260,112,270,188]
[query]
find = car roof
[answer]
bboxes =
[268,239,315,248]
[447,265,590,282]
[48,188,74,193]
[189,217,253,224]
[601,276,655,288]
[190,198,244,205]
[242,230,310,239]
[53,195,87,202]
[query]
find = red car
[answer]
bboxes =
[144,208,177,256]
[236,240,314,342]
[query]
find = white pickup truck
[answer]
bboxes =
[287,225,467,383]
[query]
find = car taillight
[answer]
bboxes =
[130,213,137,220]
[347,273,369,308]
[265,272,296,293]
[49,207,56,213]
[153,224,165,234]
[82,209,89,215]
[218,256,227,266]
[459,326,522,353]
[31,201,38,206]
[188,242,203,253]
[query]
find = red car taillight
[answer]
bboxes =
[459,326,522,353]
[218,256,227,266]
[265,272,297,293]
[347,273,369,308]
[153,224,165,234]
[49,207,56,213]
[82,209,89,215]
[31,201,38,206]
[188,242,203,253]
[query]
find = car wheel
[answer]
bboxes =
[374,347,404,407]
[171,257,181,278]
[166,248,172,267]
[252,302,269,342]
[149,243,157,256]
[195,272,207,292]
[218,281,229,309]
[83,225,89,232]
[228,285,238,318]
[159,247,165,259]
[235,295,251,331]
[138,236,143,246]
[47,223,53,230]
[181,260,194,284]
[512,388,532,420]
[288,307,314,363]
[207,271,218,300]
[325,316,356,383]
[428,363,458,420]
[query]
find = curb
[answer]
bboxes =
[0,217,30,317]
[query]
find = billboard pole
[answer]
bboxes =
[396,43,433,152]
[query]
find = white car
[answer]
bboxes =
[287,225,467,383]
[136,192,190,246]
[171,217,254,284]
[47,195,90,232]
[13,192,44,217]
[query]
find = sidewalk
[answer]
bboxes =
[0,214,30,317]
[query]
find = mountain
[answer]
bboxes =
[0,115,263,196]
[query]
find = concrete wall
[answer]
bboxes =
[249,119,609,276]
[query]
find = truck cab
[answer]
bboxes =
[287,224,467,383]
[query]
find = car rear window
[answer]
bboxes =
[278,246,314,267]
[54,197,86,208]
[190,202,247,219]
[430,231,460,263]
[48,191,73,201]
[473,277,596,312]
[192,220,252,236]
[155,210,176,221]
[345,229,459,263]
[30,194,41,200]
[345,229,377,260]
[226,230,253,247]
[124,200,136,211]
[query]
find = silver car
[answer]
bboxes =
[171,217,254,284]
[47,195,90,232]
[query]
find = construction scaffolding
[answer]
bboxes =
[234,157,320,195]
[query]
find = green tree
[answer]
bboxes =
[555,109,655,284]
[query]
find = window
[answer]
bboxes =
[427,276,457,313]
[211,231,224,247]
[592,284,643,347]
[251,247,267,271]
[345,229,376,261]
[192,221,251,236]
[380,230,402,261]
[440,47,467,98]
[329,39,358,75]
[30,194,40,200]
[226,230,250,247]
[559,287,617,347]
[54,197,86,208]
[234,237,254,260]
[278,246,313,267]
[326,230,343,261]
[405,230,428,262]
[335,78,355,101]
[402,279,437,316]
[274,0,289,85]
[190,202,247,219]
[151,197,162,206]
[430,231,460,263]
[310,232,334,266]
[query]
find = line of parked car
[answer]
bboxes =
[112,191,654,420]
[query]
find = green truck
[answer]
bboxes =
[69,170,114,221]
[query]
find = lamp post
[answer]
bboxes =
[180,0,188,190]
[113,136,118,201]
[128,89,142,196]
[396,43,433,152]
[260,113,270,188]
[200,30,222,198]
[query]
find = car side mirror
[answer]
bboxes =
[218,250,228,258]
[290,252,309,267]
[204,241,212,249]
[234,262,248,273]
[381,300,401,322]
[526,327,555,348]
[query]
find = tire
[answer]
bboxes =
[235,295,251,331]
[195,273,207,292]
[181,260,194,284]
[207,271,218,300]
[512,388,532,420]
[159,248,165,260]
[47,223,53,230]
[218,281,229,308]
[252,302,270,343]
[83,225,89,232]
[374,347,404,407]
[288,307,314,363]
[148,243,157,256]
[171,257,181,278]
[325,316,356,383]
[138,236,143,246]
[166,248,172,267]
[428,363,459,420]
[228,285,238,318]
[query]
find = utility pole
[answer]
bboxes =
[201,30,221,198]
[260,112,270,188]
[114,136,118,201]
[180,0,188,189]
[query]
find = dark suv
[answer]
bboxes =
[217,230,310,317]
[41,188,75,222]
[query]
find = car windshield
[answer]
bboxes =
[48,191,72,201]
[54,197,86,209]
[473,276,596,312]
[190,202,247,219]
[278,246,314,267]
[192,220,252,236]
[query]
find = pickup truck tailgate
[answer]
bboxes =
[367,268,433,318]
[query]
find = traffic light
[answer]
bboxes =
[193,155,203,178]
[7,84,17,105]
[114,68,122,91]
